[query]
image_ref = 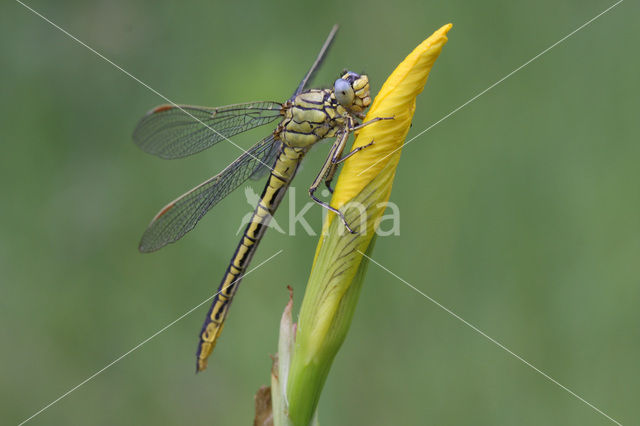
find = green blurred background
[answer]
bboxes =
[2,0,638,424]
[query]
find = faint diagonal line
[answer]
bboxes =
[357,0,624,177]
[15,0,275,172]
[17,250,284,426]
[358,250,623,426]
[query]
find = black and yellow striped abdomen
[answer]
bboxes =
[196,145,305,371]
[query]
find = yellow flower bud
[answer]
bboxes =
[286,24,452,426]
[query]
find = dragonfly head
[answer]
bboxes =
[334,71,371,113]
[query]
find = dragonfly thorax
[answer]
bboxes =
[277,71,371,149]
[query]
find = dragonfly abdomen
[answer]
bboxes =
[196,146,305,371]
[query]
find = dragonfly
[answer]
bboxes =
[133,25,389,372]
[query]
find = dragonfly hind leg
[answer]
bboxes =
[309,190,356,234]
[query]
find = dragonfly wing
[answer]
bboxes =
[249,139,282,180]
[292,25,338,97]
[139,134,278,252]
[133,102,282,159]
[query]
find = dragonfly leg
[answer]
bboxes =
[324,139,375,193]
[321,128,348,193]
[333,139,374,164]
[310,131,357,233]
[349,116,394,132]
[309,190,356,233]
[325,173,336,193]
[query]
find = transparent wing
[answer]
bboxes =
[133,102,282,159]
[139,134,278,252]
[292,24,338,97]
[250,139,282,180]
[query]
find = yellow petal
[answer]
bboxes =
[328,23,452,220]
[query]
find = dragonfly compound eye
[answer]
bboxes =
[334,78,355,107]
